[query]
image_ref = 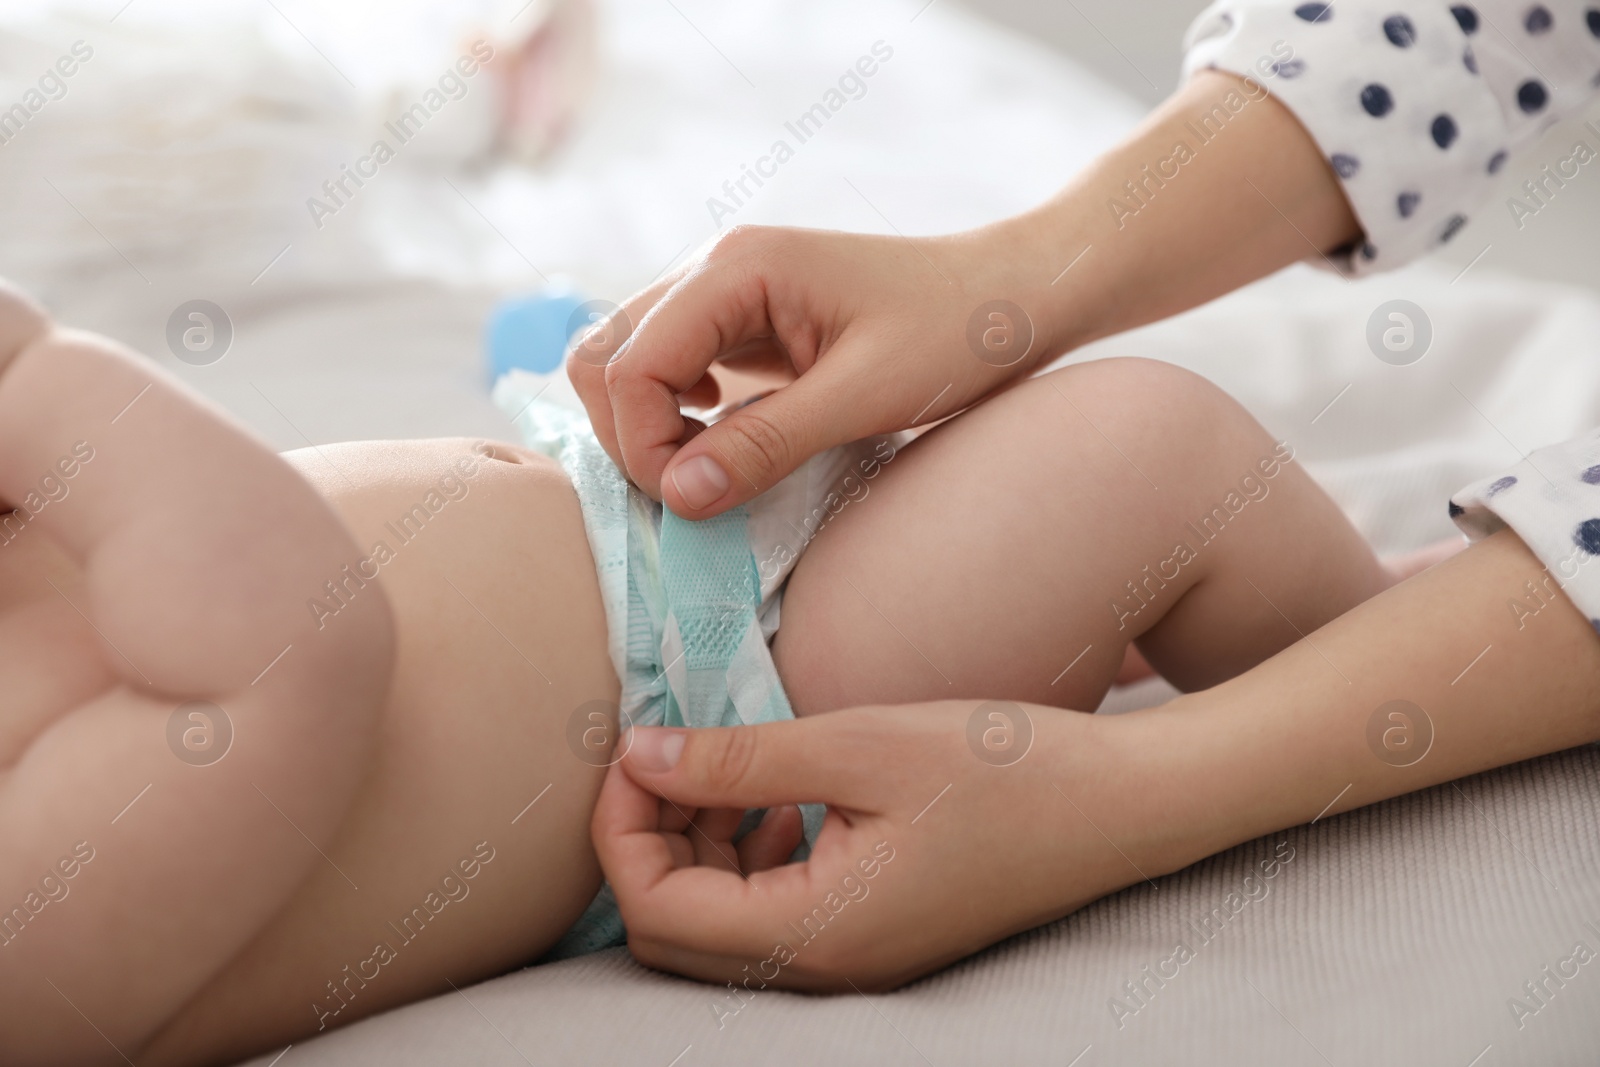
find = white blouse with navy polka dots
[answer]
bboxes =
[1186,2,1600,632]
[1451,431,1600,634]
[1184,0,1600,274]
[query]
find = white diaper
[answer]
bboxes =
[492,368,902,957]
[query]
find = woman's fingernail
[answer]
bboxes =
[630,727,686,773]
[670,455,729,510]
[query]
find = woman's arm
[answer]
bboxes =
[592,527,1600,989]
[576,1,1600,521]
[569,68,1353,519]
[1149,528,1600,868]
[985,67,1359,358]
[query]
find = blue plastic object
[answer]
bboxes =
[485,283,589,382]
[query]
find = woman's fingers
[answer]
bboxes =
[600,244,784,502]
[736,804,805,873]
[654,351,883,517]
[565,269,682,467]
[567,224,1041,520]
[687,806,748,873]
[676,371,723,412]
[593,716,892,961]
[607,797,881,971]
[618,718,893,812]
[657,801,697,834]
[594,713,918,976]
[594,703,1169,992]
[577,227,887,515]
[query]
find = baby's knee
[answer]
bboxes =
[1034,357,1259,448]
[0,281,51,374]
[1038,356,1220,411]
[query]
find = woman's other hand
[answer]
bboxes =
[591,703,1188,991]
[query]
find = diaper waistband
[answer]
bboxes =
[492,369,899,958]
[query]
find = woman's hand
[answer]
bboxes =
[591,702,1189,992]
[567,73,1362,522]
[566,226,1067,519]
[592,531,1600,992]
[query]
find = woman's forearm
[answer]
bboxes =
[975,69,1361,363]
[590,528,1600,989]
[1125,529,1600,876]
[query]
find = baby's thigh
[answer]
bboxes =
[771,361,1153,715]
[772,357,1316,715]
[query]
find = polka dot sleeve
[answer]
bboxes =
[1182,1,1600,275]
[1450,429,1600,634]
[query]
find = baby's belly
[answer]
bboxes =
[142,439,619,1067]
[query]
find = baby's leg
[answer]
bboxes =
[775,357,1389,715]
[0,285,393,1059]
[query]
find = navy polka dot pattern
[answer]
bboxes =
[1431,114,1459,148]
[1578,519,1600,555]
[1362,83,1395,116]
[1182,0,1600,276]
[1384,14,1419,45]
[1448,427,1600,633]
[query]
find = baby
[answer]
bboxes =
[0,279,1409,1065]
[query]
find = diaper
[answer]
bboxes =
[492,368,903,958]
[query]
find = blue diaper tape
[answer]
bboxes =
[492,374,822,959]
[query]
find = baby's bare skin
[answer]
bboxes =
[0,283,1408,1066]
[0,291,377,1062]
[0,282,615,1065]
[139,440,619,1065]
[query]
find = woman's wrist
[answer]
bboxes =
[1071,701,1257,881]
[1023,703,1230,909]
[971,69,1361,369]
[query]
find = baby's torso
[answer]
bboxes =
[141,437,618,1064]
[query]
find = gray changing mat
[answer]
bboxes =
[243,744,1600,1066]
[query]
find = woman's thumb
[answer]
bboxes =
[660,360,866,518]
[621,720,883,811]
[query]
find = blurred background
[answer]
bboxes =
[3,0,1600,561]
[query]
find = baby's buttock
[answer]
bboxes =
[141,438,618,1065]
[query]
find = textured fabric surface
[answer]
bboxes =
[241,745,1600,1065]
